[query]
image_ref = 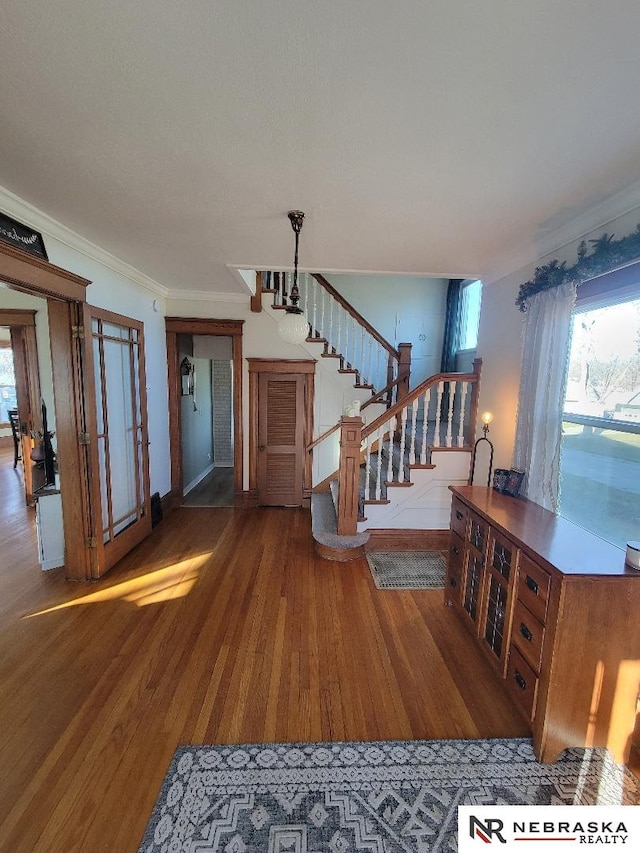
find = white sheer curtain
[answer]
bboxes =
[514,281,577,512]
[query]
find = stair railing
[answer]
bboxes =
[260,270,409,404]
[335,358,482,534]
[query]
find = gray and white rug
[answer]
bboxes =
[137,738,640,852]
[366,550,447,589]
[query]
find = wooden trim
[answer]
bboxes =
[236,489,258,508]
[467,357,483,446]
[307,420,340,453]
[48,300,95,580]
[365,528,450,552]
[0,309,37,326]
[250,272,263,313]
[165,317,244,335]
[166,318,244,503]
[312,274,400,360]
[337,416,362,535]
[247,358,316,374]
[0,241,90,301]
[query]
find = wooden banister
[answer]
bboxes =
[362,360,482,442]
[306,421,341,453]
[312,273,400,360]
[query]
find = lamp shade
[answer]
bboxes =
[278,310,309,345]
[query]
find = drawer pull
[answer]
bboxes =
[450,578,457,588]
[456,510,464,521]
[519,622,533,642]
[514,670,527,691]
[452,545,460,555]
[525,575,539,595]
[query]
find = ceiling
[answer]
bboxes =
[2,1,640,297]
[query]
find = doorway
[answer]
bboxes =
[0,287,55,570]
[179,334,235,507]
[165,318,244,508]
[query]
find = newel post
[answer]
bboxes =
[337,415,363,536]
[395,342,412,436]
[250,271,263,313]
[397,342,412,403]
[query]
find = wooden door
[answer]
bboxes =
[84,306,152,574]
[257,373,305,506]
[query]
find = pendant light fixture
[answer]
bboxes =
[277,210,309,345]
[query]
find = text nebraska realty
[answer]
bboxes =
[475,817,629,844]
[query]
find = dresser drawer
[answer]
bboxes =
[517,554,551,623]
[450,497,469,540]
[512,599,545,672]
[506,647,539,722]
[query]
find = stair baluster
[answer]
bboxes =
[446,380,456,447]
[420,388,430,464]
[458,382,468,447]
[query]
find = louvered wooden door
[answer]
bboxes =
[257,372,305,506]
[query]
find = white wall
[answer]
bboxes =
[180,356,214,491]
[44,237,172,498]
[476,204,640,473]
[325,274,449,385]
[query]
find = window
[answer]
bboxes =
[0,344,17,426]
[559,273,640,548]
[458,280,482,351]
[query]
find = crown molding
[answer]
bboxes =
[165,288,248,304]
[0,185,170,298]
[483,179,640,285]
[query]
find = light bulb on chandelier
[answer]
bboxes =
[277,210,309,346]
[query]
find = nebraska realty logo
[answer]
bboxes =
[458,806,638,852]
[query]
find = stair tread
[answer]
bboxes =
[311,492,370,548]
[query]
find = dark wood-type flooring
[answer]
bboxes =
[0,445,544,852]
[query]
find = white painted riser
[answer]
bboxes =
[357,451,471,532]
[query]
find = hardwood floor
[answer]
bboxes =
[0,446,533,852]
[183,465,235,507]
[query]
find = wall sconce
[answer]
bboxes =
[180,357,194,396]
[469,410,494,487]
[277,210,310,345]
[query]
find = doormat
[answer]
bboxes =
[365,550,446,589]
[137,737,640,852]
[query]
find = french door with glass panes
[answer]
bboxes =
[84,306,151,575]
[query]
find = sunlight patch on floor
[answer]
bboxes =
[23,552,213,617]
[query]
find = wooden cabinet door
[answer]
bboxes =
[257,372,305,506]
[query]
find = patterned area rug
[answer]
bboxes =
[366,550,447,589]
[137,738,640,852]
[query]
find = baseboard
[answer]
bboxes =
[236,489,258,508]
[183,463,215,496]
[364,529,449,552]
[160,490,180,516]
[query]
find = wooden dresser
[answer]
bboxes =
[446,485,640,763]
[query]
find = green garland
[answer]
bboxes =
[516,223,640,311]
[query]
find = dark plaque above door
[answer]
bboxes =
[0,211,48,260]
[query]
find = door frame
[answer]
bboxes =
[0,309,42,502]
[0,241,95,580]
[247,359,315,508]
[165,317,244,506]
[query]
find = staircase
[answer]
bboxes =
[256,271,481,560]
